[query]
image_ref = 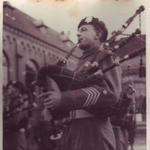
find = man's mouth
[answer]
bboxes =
[78,38,83,43]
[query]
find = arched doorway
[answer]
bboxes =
[3,52,9,87]
[25,59,39,87]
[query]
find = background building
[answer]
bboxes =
[3,1,82,87]
[116,35,146,122]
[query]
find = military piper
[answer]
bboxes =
[39,16,122,150]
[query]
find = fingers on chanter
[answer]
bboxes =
[38,91,53,99]
[48,78,60,92]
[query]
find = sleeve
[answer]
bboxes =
[3,106,28,130]
[59,54,122,112]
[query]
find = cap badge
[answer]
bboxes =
[85,16,93,23]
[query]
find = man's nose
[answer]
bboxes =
[77,31,82,38]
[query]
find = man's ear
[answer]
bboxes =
[95,32,102,40]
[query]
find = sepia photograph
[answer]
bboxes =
[2,0,147,150]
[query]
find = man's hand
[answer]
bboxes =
[121,83,136,101]
[125,84,136,98]
[38,78,62,110]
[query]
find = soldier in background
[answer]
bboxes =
[111,83,136,150]
[38,16,122,150]
[3,81,28,150]
[26,82,58,150]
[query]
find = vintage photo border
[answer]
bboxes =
[0,0,149,150]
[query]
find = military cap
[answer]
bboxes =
[6,80,25,94]
[78,16,108,42]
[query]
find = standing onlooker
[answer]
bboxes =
[3,81,28,150]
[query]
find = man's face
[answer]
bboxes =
[77,24,100,50]
[33,85,44,96]
[7,85,19,97]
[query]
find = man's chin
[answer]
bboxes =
[79,44,89,50]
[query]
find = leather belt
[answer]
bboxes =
[70,109,94,119]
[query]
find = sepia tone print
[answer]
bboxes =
[2,0,146,150]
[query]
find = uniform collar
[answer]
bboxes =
[81,49,97,59]
[80,44,104,60]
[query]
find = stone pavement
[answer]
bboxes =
[134,134,146,150]
[131,121,146,150]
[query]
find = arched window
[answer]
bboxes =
[3,52,9,86]
[25,59,39,87]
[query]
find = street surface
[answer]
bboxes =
[130,121,146,150]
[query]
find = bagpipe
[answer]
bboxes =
[37,36,145,91]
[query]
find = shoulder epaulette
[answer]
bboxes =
[93,50,114,64]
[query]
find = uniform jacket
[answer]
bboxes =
[60,48,122,113]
